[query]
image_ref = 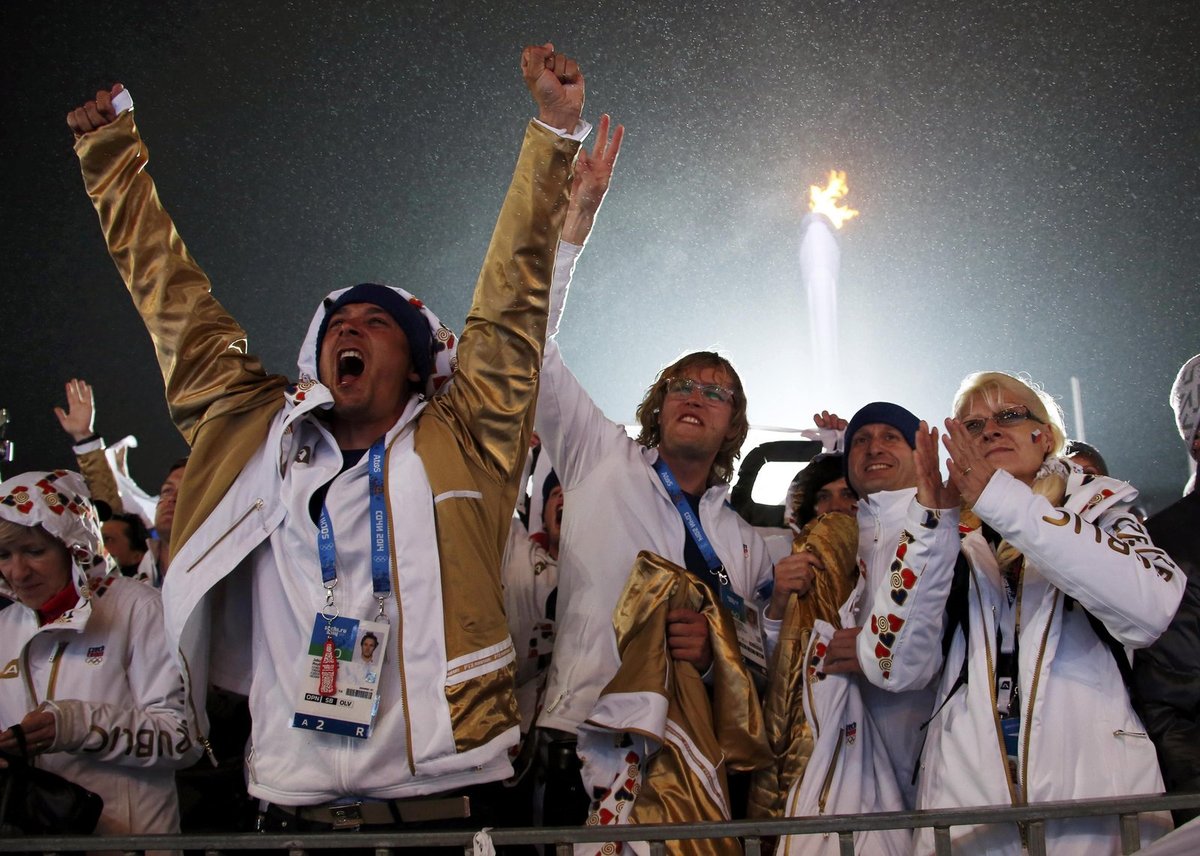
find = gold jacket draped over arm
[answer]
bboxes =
[748,513,859,818]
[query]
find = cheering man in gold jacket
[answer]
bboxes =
[67,45,588,831]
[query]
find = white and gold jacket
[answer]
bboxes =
[74,110,581,801]
[859,467,1185,855]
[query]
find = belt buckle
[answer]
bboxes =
[328,801,363,830]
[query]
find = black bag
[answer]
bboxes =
[0,722,104,836]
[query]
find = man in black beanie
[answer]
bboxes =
[842,401,921,498]
[822,401,961,810]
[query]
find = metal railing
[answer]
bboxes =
[3,792,1199,855]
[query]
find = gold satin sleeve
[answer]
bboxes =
[748,512,859,818]
[75,447,122,516]
[74,113,288,555]
[430,121,579,751]
[424,120,579,485]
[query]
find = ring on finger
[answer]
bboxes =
[962,466,973,475]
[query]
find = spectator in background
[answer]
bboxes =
[102,512,153,581]
[1170,352,1200,495]
[1132,486,1200,827]
[1130,352,1200,826]
[52,377,177,581]
[499,467,563,827]
[1063,441,1149,522]
[53,378,124,515]
[784,452,858,532]
[0,470,202,836]
[1065,439,1109,477]
[503,467,563,740]
[151,457,186,577]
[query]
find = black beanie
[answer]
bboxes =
[843,402,920,479]
[541,470,561,505]
[314,284,434,386]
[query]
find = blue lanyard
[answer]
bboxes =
[652,458,729,588]
[317,437,392,618]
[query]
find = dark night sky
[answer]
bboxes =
[3,0,1198,511]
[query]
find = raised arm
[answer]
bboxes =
[70,86,287,445]
[523,42,586,135]
[71,85,291,554]
[548,114,624,338]
[534,118,630,489]
[434,46,585,480]
[853,421,962,688]
[562,114,624,245]
[54,379,123,514]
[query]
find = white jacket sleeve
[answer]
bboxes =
[547,240,582,340]
[857,500,961,691]
[973,469,1185,649]
[50,589,202,770]
[536,241,632,490]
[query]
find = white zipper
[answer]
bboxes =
[543,690,567,715]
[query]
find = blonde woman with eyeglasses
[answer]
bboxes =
[853,371,1185,855]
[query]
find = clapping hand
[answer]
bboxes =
[942,417,996,507]
[915,420,960,509]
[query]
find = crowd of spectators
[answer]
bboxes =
[2,43,1198,856]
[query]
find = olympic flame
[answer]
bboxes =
[808,170,859,230]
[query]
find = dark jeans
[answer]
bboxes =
[535,729,591,827]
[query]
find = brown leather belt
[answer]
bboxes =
[274,795,471,829]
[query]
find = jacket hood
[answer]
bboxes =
[288,284,459,412]
[0,469,115,602]
[1171,353,1200,449]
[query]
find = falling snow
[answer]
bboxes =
[4,0,1198,509]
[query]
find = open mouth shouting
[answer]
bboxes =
[336,348,366,387]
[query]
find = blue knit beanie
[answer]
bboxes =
[314,284,434,386]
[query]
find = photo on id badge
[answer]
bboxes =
[292,614,390,739]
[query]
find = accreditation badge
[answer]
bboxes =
[292,614,390,739]
[720,588,768,677]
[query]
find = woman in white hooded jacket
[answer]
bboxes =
[0,470,202,837]
[856,372,1185,855]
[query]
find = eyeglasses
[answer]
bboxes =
[665,377,736,405]
[961,405,1044,437]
